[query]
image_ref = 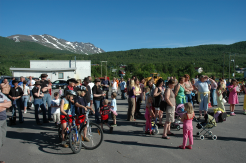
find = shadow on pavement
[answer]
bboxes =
[104,140,177,149]
[6,131,73,155]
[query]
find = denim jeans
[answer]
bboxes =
[121,90,126,99]
[34,98,47,123]
[185,94,193,105]
[94,100,101,123]
[42,93,51,119]
[210,89,217,106]
[21,95,29,107]
[12,98,23,122]
[70,104,75,116]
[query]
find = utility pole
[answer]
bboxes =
[223,53,225,78]
[229,54,230,80]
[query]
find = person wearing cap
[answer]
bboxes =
[74,87,95,142]
[194,75,216,118]
[40,74,52,121]
[92,78,106,123]
[8,80,24,125]
[82,77,92,107]
[32,81,49,125]
[64,78,78,116]
[101,76,110,99]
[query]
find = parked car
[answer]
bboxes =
[52,80,68,89]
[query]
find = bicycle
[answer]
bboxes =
[58,116,82,154]
[79,110,103,150]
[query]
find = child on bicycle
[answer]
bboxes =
[100,99,113,133]
[60,90,76,148]
[110,92,117,127]
[74,88,95,142]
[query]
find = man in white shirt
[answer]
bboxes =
[111,77,118,93]
[27,76,35,103]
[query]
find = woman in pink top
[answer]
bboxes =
[179,102,194,149]
[228,79,239,116]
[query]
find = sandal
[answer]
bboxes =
[162,136,170,139]
[167,133,175,136]
[179,145,185,149]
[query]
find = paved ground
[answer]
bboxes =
[1,91,246,163]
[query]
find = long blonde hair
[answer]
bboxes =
[146,96,153,108]
[184,102,194,114]
[128,79,135,92]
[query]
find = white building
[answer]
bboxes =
[10,60,91,81]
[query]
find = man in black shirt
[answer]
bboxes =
[32,81,49,125]
[40,74,52,121]
[83,77,91,106]
[8,80,24,124]
[101,76,110,99]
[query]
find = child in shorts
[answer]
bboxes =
[100,99,113,133]
[110,92,117,126]
[51,92,61,126]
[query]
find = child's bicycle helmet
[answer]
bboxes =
[66,90,77,96]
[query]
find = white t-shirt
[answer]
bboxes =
[88,82,94,94]
[20,86,29,95]
[112,81,117,90]
[111,98,117,111]
[27,79,35,90]
[51,98,61,114]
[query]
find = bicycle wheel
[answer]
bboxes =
[58,124,62,143]
[69,129,82,154]
[80,122,103,150]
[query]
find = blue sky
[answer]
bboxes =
[0,0,245,52]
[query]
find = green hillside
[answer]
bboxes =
[0,35,246,79]
[0,36,81,70]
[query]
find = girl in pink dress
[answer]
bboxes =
[145,97,155,134]
[179,102,194,149]
[228,79,239,116]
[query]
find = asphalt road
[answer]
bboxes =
[1,91,246,163]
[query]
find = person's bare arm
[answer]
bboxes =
[153,87,161,97]
[75,102,88,111]
[181,114,185,122]
[174,84,180,97]
[165,89,174,107]
[0,100,12,108]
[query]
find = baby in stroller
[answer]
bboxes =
[171,104,186,130]
[196,114,217,140]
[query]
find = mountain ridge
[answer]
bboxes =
[7,34,105,55]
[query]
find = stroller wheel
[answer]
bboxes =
[152,128,159,135]
[200,135,205,140]
[171,123,174,128]
[196,132,200,136]
[212,135,217,140]
[176,125,180,131]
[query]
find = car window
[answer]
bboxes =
[54,81,60,84]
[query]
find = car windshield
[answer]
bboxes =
[54,81,60,84]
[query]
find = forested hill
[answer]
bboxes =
[0,34,246,76]
[85,41,246,65]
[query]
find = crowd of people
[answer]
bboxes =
[0,73,246,151]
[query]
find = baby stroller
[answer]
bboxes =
[143,120,159,135]
[196,114,217,140]
[171,104,185,130]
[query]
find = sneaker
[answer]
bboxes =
[62,141,69,148]
[83,137,90,142]
[230,112,236,116]
[110,127,113,133]
[111,124,117,127]
[24,110,27,114]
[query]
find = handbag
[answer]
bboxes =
[222,98,227,104]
